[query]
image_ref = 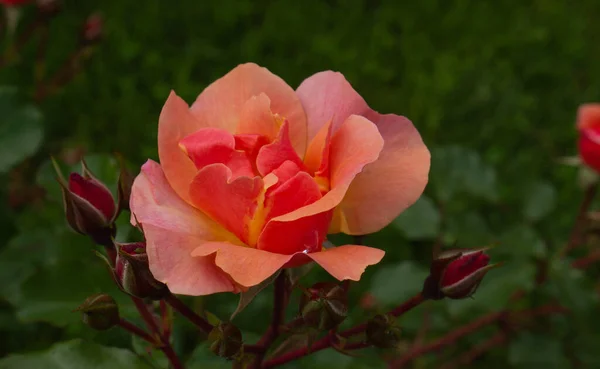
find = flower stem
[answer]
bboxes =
[117,318,157,345]
[164,293,213,334]
[262,292,426,368]
[558,182,598,257]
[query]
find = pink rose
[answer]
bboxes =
[130,63,430,295]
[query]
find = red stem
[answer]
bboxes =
[572,249,600,269]
[164,293,213,334]
[559,183,597,257]
[118,318,157,345]
[262,293,426,368]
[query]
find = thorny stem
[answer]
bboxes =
[559,183,598,257]
[164,293,213,334]
[249,271,289,367]
[131,297,183,369]
[118,318,157,345]
[261,293,426,368]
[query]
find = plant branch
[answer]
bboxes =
[559,183,598,258]
[164,293,213,334]
[261,292,426,368]
[118,318,157,345]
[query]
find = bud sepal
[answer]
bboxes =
[299,282,348,331]
[74,294,119,331]
[114,242,169,300]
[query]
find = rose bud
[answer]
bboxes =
[114,242,169,300]
[55,159,117,246]
[81,13,103,46]
[74,294,119,331]
[208,322,242,358]
[577,104,600,173]
[422,248,499,300]
[366,314,402,348]
[299,282,348,331]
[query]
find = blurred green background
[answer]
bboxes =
[1,0,599,368]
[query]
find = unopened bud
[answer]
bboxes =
[55,159,117,246]
[299,282,347,331]
[74,294,119,331]
[114,242,168,300]
[366,314,402,348]
[208,322,242,358]
[423,248,499,300]
[81,13,102,45]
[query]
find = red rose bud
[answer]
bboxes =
[55,159,117,245]
[115,242,168,300]
[577,104,600,173]
[81,13,103,45]
[439,249,498,299]
[299,282,348,330]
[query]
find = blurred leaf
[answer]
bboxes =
[496,225,546,260]
[508,333,569,368]
[543,259,598,316]
[444,211,494,247]
[132,334,169,369]
[430,146,498,202]
[231,270,280,320]
[392,196,440,239]
[288,262,316,288]
[186,343,230,369]
[0,87,43,173]
[370,262,428,306]
[522,181,556,221]
[0,339,152,369]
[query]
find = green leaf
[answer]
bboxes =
[444,211,494,247]
[0,339,152,369]
[231,270,281,320]
[0,87,44,173]
[496,225,546,260]
[430,146,498,202]
[370,262,429,306]
[508,333,569,368]
[132,334,169,369]
[186,343,230,369]
[287,262,316,288]
[392,196,440,239]
[522,181,556,221]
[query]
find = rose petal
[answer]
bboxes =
[577,103,600,130]
[272,115,383,223]
[129,160,239,295]
[256,121,305,176]
[258,171,330,254]
[158,91,205,204]
[303,120,332,176]
[236,93,280,141]
[308,245,385,281]
[296,71,370,142]
[189,164,263,244]
[331,113,430,235]
[191,242,294,287]
[179,127,255,178]
[190,63,307,155]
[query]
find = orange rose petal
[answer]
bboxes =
[190,63,307,155]
[236,93,280,141]
[296,71,370,142]
[189,164,263,244]
[130,160,239,295]
[577,103,600,130]
[191,242,294,287]
[303,120,332,175]
[256,121,305,176]
[258,171,330,254]
[332,113,430,235]
[272,115,383,223]
[307,245,385,281]
[179,127,255,178]
[144,224,239,295]
[158,91,205,204]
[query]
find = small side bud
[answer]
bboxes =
[74,294,119,331]
[116,158,134,213]
[366,314,402,348]
[423,247,500,300]
[299,282,348,331]
[208,322,242,358]
[114,242,169,300]
[54,159,117,246]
